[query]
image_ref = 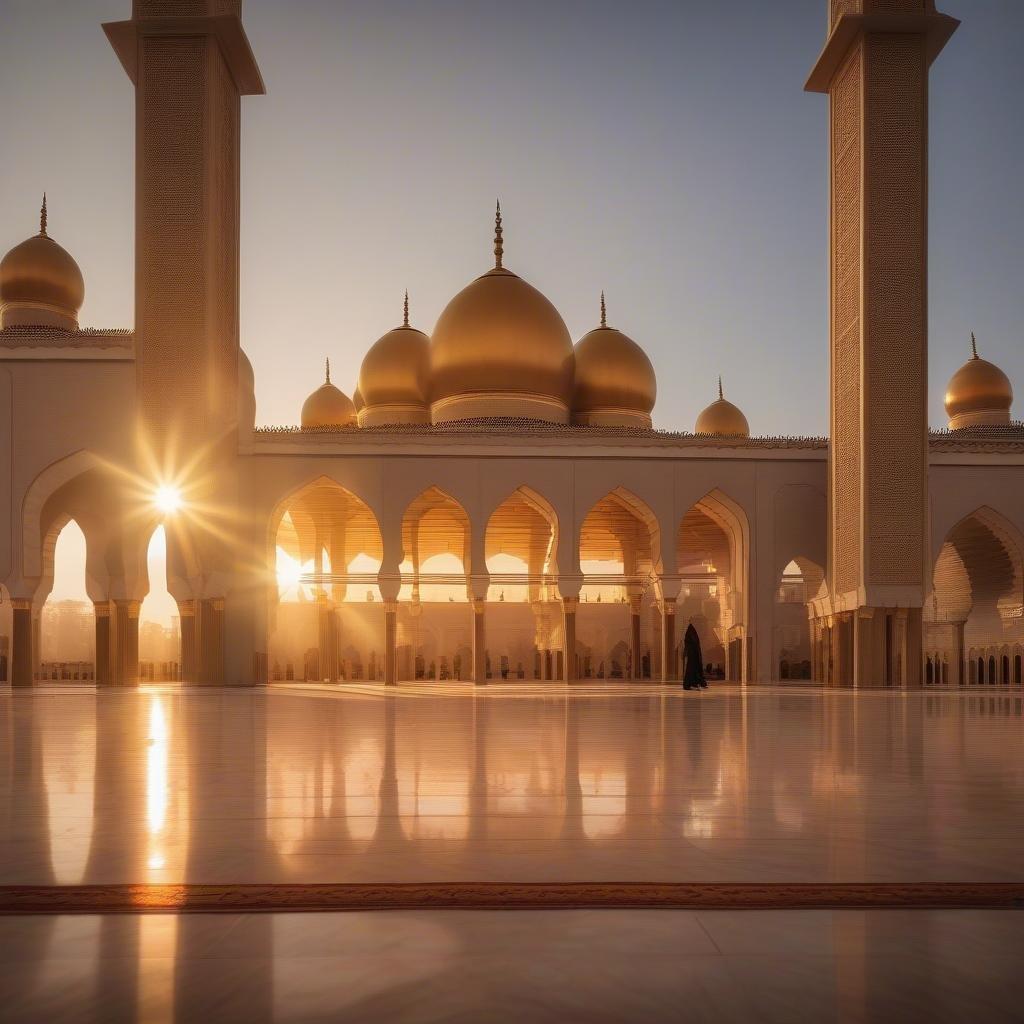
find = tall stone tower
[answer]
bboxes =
[105,1,264,459]
[806,2,957,686]
[105,2,264,685]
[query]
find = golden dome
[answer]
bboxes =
[301,359,356,428]
[572,294,656,427]
[944,334,1013,429]
[429,204,574,424]
[0,197,84,330]
[358,293,430,425]
[353,383,364,413]
[695,378,749,437]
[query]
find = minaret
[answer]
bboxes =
[105,1,264,459]
[806,2,958,687]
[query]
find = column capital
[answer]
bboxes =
[656,575,683,604]
[556,574,583,601]
[561,596,579,613]
[805,9,958,93]
[468,574,490,602]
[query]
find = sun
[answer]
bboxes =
[154,484,183,515]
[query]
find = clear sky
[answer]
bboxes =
[1,0,1021,436]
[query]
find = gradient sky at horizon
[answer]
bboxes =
[1,0,1022,437]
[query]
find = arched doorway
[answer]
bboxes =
[677,492,748,681]
[773,558,824,681]
[269,478,384,682]
[398,487,470,681]
[926,508,1024,686]
[578,490,659,680]
[138,526,181,681]
[39,520,95,682]
[485,487,558,681]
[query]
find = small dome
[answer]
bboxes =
[0,197,84,330]
[353,383,364,413]
[358,294,430,425]
[429,204,574,423]
[301,360,356,429]
[944,334,1013,429]
[695,379,749,437]
[572,295,656,427]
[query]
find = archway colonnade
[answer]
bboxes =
[266,479,752,685]
[4,451,229,688]
[16,458,1021,689]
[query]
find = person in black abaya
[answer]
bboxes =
[682,623,707,690]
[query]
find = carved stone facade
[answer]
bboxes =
[808,2,958,685]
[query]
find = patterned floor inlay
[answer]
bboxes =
[3,882,1023,914]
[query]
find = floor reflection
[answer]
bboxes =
[1,685,1023,887]
[2,908,1023,1023]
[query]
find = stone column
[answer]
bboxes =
[630,595,643,680]
[561,597,578,682]
[11,599,33,688]
[660,603,676,683]
[110,599,140,686]
[179,600,197,682]
[94,601,111,686]
[658,576,682,684]
[472,599,487,685]
[383,600,398,686]
[903,607,923,689]
[196,598,224,685]
[951,620,965,687]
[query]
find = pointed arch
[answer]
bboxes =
[579,487,662,582]
[929,506,1024,647]
[485,485,560,595]
[22,450,105,580]
[401,486,471,579]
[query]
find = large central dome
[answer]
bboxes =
[429,205,575,424]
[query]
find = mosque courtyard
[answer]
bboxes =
[1,682,1021,1021]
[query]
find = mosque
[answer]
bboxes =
[0,0,1022,691]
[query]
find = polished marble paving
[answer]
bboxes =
[1,908,1022,1022]
[1,683,1022,886]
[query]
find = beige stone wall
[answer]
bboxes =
[862,32,927,590]
[135,30,240,451]
[829,44,863,601]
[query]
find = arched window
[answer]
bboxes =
[40,520,94,679]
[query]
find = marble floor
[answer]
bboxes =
[1,683,1022,886]
[2,908,1022,1022]
[2,683,1022,1021]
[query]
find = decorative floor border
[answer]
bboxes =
[1,883,1022,914]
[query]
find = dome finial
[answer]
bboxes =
[970,331,978,360]
[403,289,410,327]
[39,193,48,238]
[718,375,724,401]
[325,357,331,384]
[600,291,607,328]
[494,199,503,270]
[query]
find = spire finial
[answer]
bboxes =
[403,289,410,328]
[39,193,48,237]
[718,375,724,401]
[325,357,331,384]
[600,290,607,328]
[494,199,503,270]
[970,331,978,359]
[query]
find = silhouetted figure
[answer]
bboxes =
[682,623,706,691]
